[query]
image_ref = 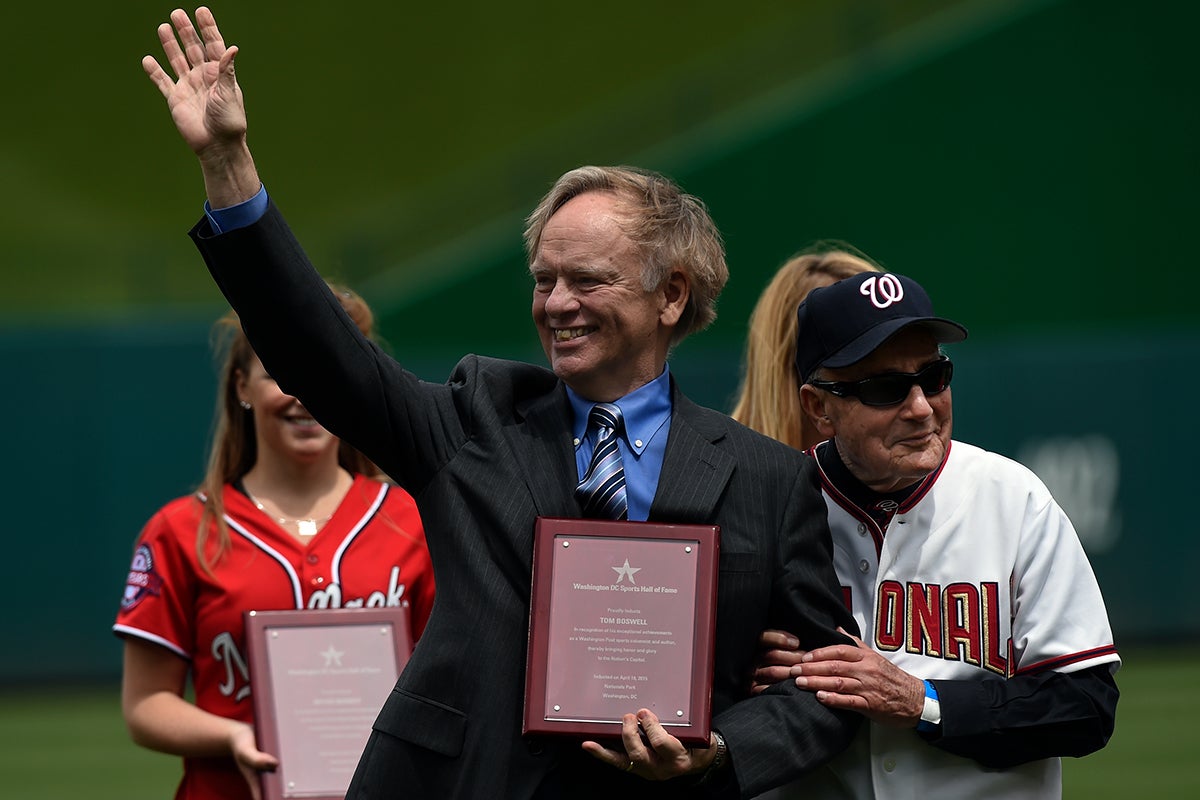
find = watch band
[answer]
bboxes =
[697,730,728,785]
[710,730,727,771]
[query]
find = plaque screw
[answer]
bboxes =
[271,631,278,639]
[554,705,561,712]
[676,710,684,717]
[562,541,570,548]
[684,546,692,554]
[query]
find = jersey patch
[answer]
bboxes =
[121,543,164,611]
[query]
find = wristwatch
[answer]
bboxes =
[698,730,728,785]
[710,730,728,771]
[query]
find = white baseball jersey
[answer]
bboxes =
[767,440,1119,800]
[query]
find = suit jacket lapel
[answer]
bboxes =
[506,383,580,519]
[649,387,735,521]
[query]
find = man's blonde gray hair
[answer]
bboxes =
[524,166,728,346]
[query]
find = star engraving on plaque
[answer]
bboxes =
[320,644,345,667]
[612,558,641,585]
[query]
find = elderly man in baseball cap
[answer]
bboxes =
[755,271,1121,799]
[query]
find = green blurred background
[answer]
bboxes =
[3,0,1197,795]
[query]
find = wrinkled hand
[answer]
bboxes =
[791,629,924,728]
[143,7,246,159]
[229,721,279,800]
[750,629,808,694]
[582,709,715,780]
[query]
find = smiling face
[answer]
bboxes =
[530,191,688,401]
[800,328,953,492]
[236,354,340,468]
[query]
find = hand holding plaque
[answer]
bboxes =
[245,607,413,800]
[522,517,719,746]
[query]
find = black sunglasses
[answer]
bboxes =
[809,357,954,407]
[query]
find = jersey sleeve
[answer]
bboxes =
[929,663,1118,767]
[927,469,1120,767]
[112,502,200,659]
[1009,489,1120,675]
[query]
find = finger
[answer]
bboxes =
[762,648,808,666]
[753,665,796,686]
[157,21,189,81]
[142,55,175,98]
[815,689,871,712]
[759,629,800,650]
[171,8,207,69]
[792,658,860,679]
[793,673,858,694]
[195,6,228,62]
[580,740,629,772]
[635,709,681,756]
[620,713,650,762]
[836,626,870,649]
[217,45,239,88]
[802,644,862,664]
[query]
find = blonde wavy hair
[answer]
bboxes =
[731,246,880,450]
[524,166,728,347]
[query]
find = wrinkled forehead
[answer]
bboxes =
[824,327,942,380]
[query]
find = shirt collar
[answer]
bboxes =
[566,366,672,456]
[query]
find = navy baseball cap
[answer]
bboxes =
[795,272,967,381]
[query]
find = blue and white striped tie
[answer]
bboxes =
[576,403,628,520]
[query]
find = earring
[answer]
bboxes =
[239,400,252,410]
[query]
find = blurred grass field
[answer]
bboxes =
[1,645,1195,798]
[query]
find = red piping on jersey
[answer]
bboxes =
[808,441,953,558]
[812,460,887,556]
[898,440,952,512]
[1015,644,1120,676]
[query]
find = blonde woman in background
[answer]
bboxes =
[731,245,880,450]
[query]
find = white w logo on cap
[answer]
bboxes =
[860,274,905,309]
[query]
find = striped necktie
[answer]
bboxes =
[576,403,629,520]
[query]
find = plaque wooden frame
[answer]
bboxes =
[245,607,413,800]
[522,517,719,746]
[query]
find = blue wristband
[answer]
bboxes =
[917,679,941,732]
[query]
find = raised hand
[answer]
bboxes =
[142,7,259,207]
[143,7,244,156]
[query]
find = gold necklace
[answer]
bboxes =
[244,489,333,537]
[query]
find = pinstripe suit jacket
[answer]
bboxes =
[192,204,859,800]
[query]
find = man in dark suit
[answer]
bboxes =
[143,8,860,798]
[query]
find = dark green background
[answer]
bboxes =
[4,0,1195,682]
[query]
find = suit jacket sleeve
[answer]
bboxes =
[707,458,862,799]
[189,202,464,492]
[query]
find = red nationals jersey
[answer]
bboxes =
[113,475,434,800]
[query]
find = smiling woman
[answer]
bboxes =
[110,284,436,800]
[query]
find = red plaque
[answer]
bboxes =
[522,517,719,746]
[245,607,413,800]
